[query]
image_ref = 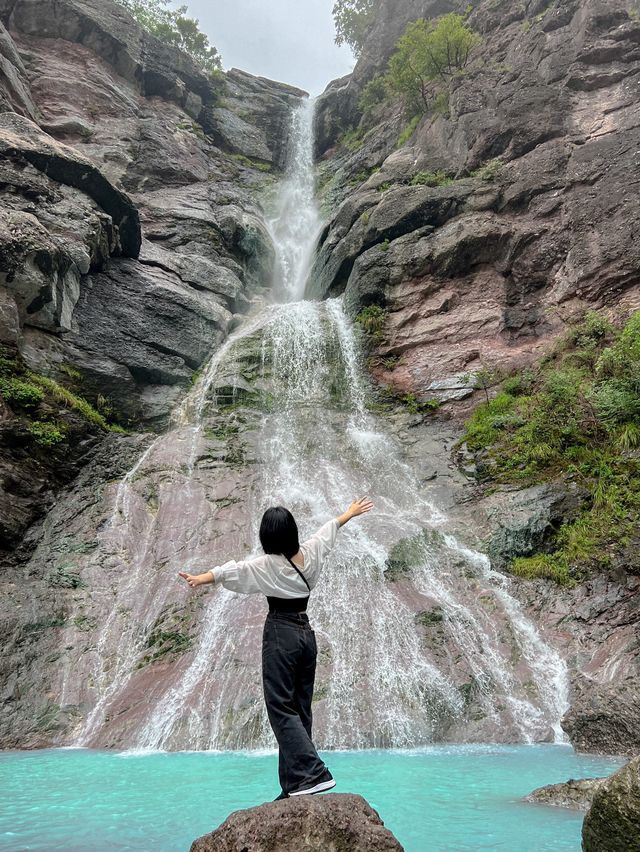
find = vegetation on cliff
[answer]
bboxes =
[332,0,377,55]
[461,311,640,585]
[387,14,481,113]
[0,347,124,448]
[116,0,222,75]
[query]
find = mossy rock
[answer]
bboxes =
[415,607,444,626]
[384,529,444,580]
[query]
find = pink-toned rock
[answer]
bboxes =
[190,794,404,852]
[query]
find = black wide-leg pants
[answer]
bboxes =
[261,610,328,794]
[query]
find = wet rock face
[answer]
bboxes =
[0,0,299,428]
[582,757,640,851]
[561,678,640,758]
[313,0,640,405]
[190,794,404,852]
[524,777,606,811]
[0,0,301,563]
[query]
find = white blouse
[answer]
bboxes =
[208,518,341,597]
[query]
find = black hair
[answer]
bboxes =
[259,506,300,558]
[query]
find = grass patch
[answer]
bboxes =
[468,158,503,181]
[411,170,452,187]
[355,305,386,340]
[340,126,365,151]
[397,115,421,146]
[460,310,640,585]
[230,153,272,172]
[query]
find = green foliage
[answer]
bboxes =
[461,311,640,584]
[28,374,111,430]
[115,0,222,76]
[411,169,452,187]
[397,115,421,146]
[340,126,365,151]
[400,393,440,415]
[358,74,388,116]
[431,90,450,116]
[0,377,45,410]
[379,238,390,251]
[230,153,272,172]
[332,0,376,56]
[28,421,67,447]
[469,158,503,181]
[387,14,481,113]
[355,305,386,339]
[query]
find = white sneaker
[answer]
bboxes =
[289,776,336,796]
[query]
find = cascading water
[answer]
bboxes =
[62,99,569,751]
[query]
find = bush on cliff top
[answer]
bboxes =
[388,14,481,114]
[462,311,640,585]
[116,0,222,76]
[333,0,377,56]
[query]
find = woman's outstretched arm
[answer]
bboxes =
[336,496,374,527]
[178,570,214,588]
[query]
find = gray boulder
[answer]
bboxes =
[524,777,606,811]
[582,757,640,851]
[190,794,404,852]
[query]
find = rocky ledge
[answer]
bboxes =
[524,777,606,811]
[190,793,404,852]
[582,756,640,851]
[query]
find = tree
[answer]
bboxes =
[387,14,480,112]
[117,0,222,77]
[332,0,376,56]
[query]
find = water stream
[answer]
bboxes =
[61,99,569,751]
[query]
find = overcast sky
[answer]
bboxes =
[184,0,356,95]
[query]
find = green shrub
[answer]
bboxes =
[460,310,640,583]
[115,0,222,76]
[387,14,481,112]
[28,374,110,430]
[28,421,67,447]
[0,377,45,410]
[340,127,365,151]
[355,305,386,338]
[333,0,377,56]
[469,158,503,181]
[411,169,452,187]
[397,115,421,146]
[359,75,388,116]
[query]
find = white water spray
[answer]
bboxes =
[65,99,568,751]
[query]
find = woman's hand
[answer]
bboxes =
[178,570,211,588]
[338,496,374,526]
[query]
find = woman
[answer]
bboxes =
[178,496,373,798]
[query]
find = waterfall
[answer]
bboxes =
[64,100,569,751]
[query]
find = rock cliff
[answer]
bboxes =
[312,0,640,402]
[0,0,304,552]
[0,0,304,741]
[312,0,640,755]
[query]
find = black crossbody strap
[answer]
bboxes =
[285,555,311,592]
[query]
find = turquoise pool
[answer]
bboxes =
[0,744,623,851]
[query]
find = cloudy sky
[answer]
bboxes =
[185,0,356,95]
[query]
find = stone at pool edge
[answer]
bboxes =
[582,755,640,852]
[523,777,607,811]
[189,792,404,851]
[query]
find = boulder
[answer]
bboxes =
[190,794,404,852]
[582,757,640,851]
[481,482,587,568]
[524,777,606,810]
[562,678,640,758]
